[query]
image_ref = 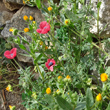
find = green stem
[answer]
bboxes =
[74,0,76,14]
[13,59,23,69]
[97,0,100,35]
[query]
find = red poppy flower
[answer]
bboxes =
[36,21,50,34]
[45,59,55,71]
[4,48,17,59]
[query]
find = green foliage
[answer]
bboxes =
[6,0,110,109]
[35,0,41,9]
[75,101,86,110]
[86,88,94,110]
[106,103,110,110]
[56,96,73,110]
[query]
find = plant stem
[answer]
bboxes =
[97,0,100,35]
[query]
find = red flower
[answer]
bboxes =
[45,59,55,71]
[4,48,17,59]
[36,21,50,34]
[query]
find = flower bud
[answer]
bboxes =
[12,29,18,35]
[31,92,37,99]
[6,84,13,92]
[9,105,15,110]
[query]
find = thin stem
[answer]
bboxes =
[97,0,100,35]
[13,59,23,69]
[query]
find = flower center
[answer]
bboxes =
[44,26,47,29]
[10,53,13,56]
[49,62,53,66]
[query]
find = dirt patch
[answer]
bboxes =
[0,90,26,110]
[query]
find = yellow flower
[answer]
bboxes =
[96,93,102,101]
[6,84,12,92]
[9,28,13,32]
[27,0,30,1]
[48,7,52,11]
[56,89,59,92]
[23,15,28,20]
[64,19,70,25]
[100,73,108,82]
[23,0,25,4]
[45,46,48,50]
[58,76,62,79]
[46,88,51,94]
[40,41,43,45]
[9,105,12,109]
[68,92,69,95]
[64,75,71,82]
[33,21,36,24]
[29,16,33,20]
[56,89,61,95]
[24,28,29,32]
[66,75,71,79]
[9,105,15,110]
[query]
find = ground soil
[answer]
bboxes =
[0,61,26,110]
[0,90,26,110]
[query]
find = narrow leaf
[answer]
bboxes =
[106,103,110,110]
[19,44,26,50]
[35,0,41,9]
[56,96,73,110]
[86,88,94,110]
[75,101,86,110]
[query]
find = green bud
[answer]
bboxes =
[31,92,37,99]
[12,29,18,35]
[71,92,77,99]
[86,78,92,85]
[58,56,62,61]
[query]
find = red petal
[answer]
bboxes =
[36,29,42,33]
[41,24,50,34]
[4,48,17,59]
[41,29,49,34]
[47,59,51,62]
[39,21,47,29]
[45,62,49,69]
[11,48,17,58]
[49,66,53,71]
[51,59,56,66]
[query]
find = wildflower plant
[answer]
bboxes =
[5,0,110,110]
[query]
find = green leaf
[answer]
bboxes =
[22,39,29,45]
[86,88,94,110]
[45,49,54,54]
[35,0,41,9]
[17,36,20,44]
[5,43,11,49]
[75,101,86,110]
[97,2,102,8]
[56,96,73,110]
[106,103,110,110]
[44,94,54,105]
[18,53,31,57]
[105,66,110,75]
[35,53,43,63]
[29,24,33,31]
[19,44,26,50]
[39,65,44,73]
[65,10,74,21]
